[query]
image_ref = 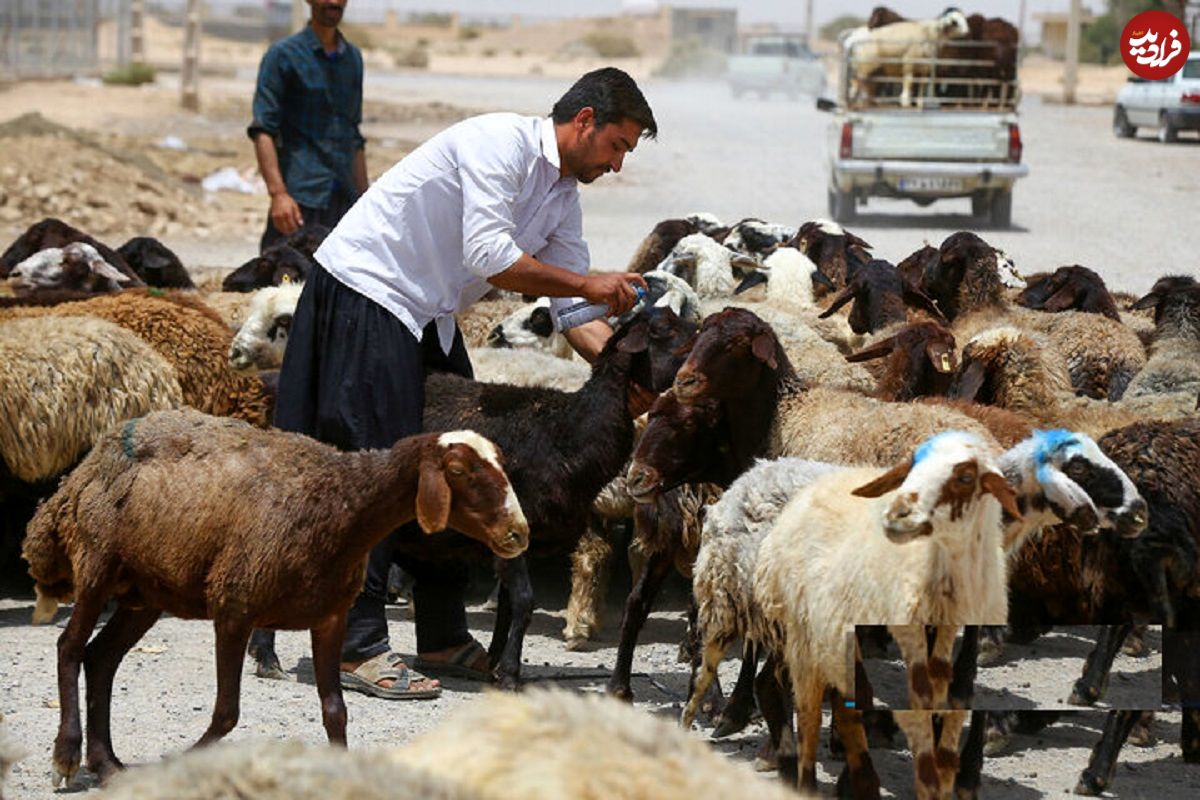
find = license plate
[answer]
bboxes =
[898,176,963,192]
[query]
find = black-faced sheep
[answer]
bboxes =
[0,217,137,283]
[1015,265,1119,321]
[222,244,314,292]
[23,409,527,784]
[116,236,195,288]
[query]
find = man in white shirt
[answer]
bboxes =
[249,68,655,699]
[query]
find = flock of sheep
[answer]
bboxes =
[0,208,1197,799]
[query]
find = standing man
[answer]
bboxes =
[249,68,656,699]
[248,0,368,251]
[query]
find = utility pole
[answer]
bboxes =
[130,0,145,64]
[117,0,130,67]
[1063,0,1081,105]
[181,0,202,110]
[805,0,815,50]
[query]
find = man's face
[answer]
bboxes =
[308,0,345,27]
[563,110,644,185]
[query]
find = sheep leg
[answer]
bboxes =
[83,606,162,781]
[1070,624,1133,706]
[928,626,958,709]
[933,710,968,799]
[1074,710,1140,796]
[680,637,727,728]
[832,697,880,799]
[754,654,793,780]
[490,553,533,690]
[792,675,824,792]
[893,711,939,800]
[890,624,934,709]
[948,626,978,709]
[193,617,253,747]
[52,589,107,786]
[563,523,613,650]
[607,547,674,702]
[247,628,287,681]
[953,710,987,800]
[712,642,759,738]
[310,612,350,745]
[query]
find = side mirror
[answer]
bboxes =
[816,97,837,112]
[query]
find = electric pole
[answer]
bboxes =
[181,0,202,110]
[1063,0,1081,105]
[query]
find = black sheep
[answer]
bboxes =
[117,236,194,288]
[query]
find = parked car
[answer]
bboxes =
[1113,50,1200,142]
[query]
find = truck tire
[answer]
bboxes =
[990,189,1013,229]
[829,186,856,223]
[971,191,990,218]
[1158,111,1178,143]
[1113,107,1135,138]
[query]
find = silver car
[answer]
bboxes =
[1113,50,1200,142]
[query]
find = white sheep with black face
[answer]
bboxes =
[486,297,574,358]
[657,233,758,298]
[8,242,132,294]
[228,281,305,371]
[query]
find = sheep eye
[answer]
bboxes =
[957,472,975,485]
[446,464,467,477]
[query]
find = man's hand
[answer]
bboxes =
[580,272,649,316]
[269,192,304,235]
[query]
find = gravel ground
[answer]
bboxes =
[2,71,1197,798]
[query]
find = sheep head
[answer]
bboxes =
[9,242,132,295]
[419,431,529,559]
[626,391,731,503]
[672,307,789,403]
[852,431,1020,544]
[847,321,958,400]
[820,259,944,335]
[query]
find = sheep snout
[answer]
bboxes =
[1109,498,1149,539]
[884,493,934,542]
[672,365,706,401]
[625,463,661,504]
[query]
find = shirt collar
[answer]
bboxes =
[303,24,346,56]
[539,116,562,172]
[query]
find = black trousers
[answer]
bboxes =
[274,264,474,661]
[260,190,356,252]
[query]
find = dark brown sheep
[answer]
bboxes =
[1016,265,1120,321]
[23,409,528,785]
[791,220,872,293]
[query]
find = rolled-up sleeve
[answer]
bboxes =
[459,134,525,279]
[247,47,284,140]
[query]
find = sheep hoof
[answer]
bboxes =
[711,711,752,739]
[976,638,1002,666]
[51,757,79,788]
[1068,687,1098,707]
[563,636,588,652]
[608,685,634,703]
[1073,776,1105,796]
[255,661,292,681]
[982,729,1010,757]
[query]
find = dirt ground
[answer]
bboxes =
[1,17,1197,800]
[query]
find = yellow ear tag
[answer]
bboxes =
[940,353,952,372]
[281,273,292,284]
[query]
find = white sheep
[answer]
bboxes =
[228,281,305,371]
[469,347,591,391]
[485,297,575,358]
[754,430,1017,797]
[849,9,972,107]
[658,233,758,298]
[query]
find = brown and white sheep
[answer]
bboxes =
[848,9,972,107]
[23,408,528,785]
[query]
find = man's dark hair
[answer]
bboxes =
[552,67,657,139]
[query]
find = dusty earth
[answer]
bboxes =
[2,16,1198,800]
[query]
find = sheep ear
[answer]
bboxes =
[818,284,857,319]
[952,359,986,401]
[812,269,836,291]
[851,460,912,498]
[1041,283,1078,313]
[902,284,947,322]
[1129,291,1160,311]
[416,459,452,533]
[846,335,897,363]
[926,340,957,374]
[734,270,769,295]
[751,332,778,369]
[616,321,650,354]
[730,254,760,276]
[980,472,1022,523]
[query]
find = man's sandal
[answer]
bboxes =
[413,639,493,682]
[339,651,441,700]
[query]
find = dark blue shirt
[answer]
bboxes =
[248,25,365,209]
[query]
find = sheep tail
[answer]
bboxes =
[22,494,75,625]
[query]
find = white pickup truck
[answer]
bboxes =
[817,34,1029,227]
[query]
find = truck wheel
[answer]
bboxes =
[1157,112,1178,143]
[971,191,990,218]
[829,186,856,223]
[1113,107,1135,138]
[990,190,1013,229]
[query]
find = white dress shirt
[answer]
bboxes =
[315,112,590,354]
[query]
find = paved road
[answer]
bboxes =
[363,72,1199,293]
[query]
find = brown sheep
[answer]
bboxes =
[23,408,529,786]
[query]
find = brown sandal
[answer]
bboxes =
[340,651,441,700]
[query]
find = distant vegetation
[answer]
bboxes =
[102,62,156,86]
[583,32,640,58]
[818,14,865,42]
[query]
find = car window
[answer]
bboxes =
[1183,59,1200,79]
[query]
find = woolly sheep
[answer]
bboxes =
[392,688,807,800]
[24,408,528,784]
[1123,281,1200,400]
[0,292,273,427]
[849,9,971,107]
[228,282,306,371]
[791,219,873,291]
[658,233,758,298]
[116,236,194,289]
[721,218,796,256]
[0,217,137,283]
[469,347,591,391]
[0,316,184,484]
[459,296,537,350]
[753,431,1017,797]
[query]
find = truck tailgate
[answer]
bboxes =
[850,112,1013,161]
